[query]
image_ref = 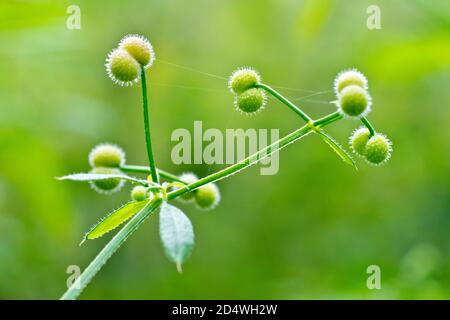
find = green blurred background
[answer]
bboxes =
[0,0,449,299]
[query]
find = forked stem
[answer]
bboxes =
[61,112,342,300]
[120,164,184,183]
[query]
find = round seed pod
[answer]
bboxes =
[105,48,140,86]
[235,88,266,114]
[89,143,125,168]
[177,172,198,203]
[228,68,261,94]
[334,69,368,95]
[349,127,371,157]
[195,183,220,210]
[119,34,155,68]
[364,133,392,165]
[131,185,150,201]
[337,85,371,118]
[89,167,125,194]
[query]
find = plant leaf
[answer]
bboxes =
[84,200,150,241]
[58,172,145,184]
[159,202,194,272]
[315,129,357,169]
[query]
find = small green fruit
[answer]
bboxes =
[338,85,371,118]
[195,183,220,210]
[235,88,266,114]
[119,34,155,68]
[364,134,392,165]
[89,143,125,168]
[131,186,150,201]
[228,68,261,94]
[177,172,199,203]
[89,167,124,194]
[349,127,371,157]
[334,69,368,94]
[105,48,140,86]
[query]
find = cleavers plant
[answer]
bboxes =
[59,35,392,299]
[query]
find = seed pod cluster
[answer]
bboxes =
[175,172,220,210]
[106,34,155,86]
[334,69,371,118]
[349,127,392,165]
[88,143,126,194]
[229,68,266,114]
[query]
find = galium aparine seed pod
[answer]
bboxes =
[131,185,151,201]
[228,68,261,94]
[89,167,125,194]
[337,85,371,118]
[195,183,220,210]
[364,133,392,165]
[177,172,199,203]
[235,88,266,114]
[349,127,371,157]
[105,48,141,86]
[334,69,368,95]
[89,143,126,168]
[119,34,155,68]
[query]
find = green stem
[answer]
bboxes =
[61,111,342,300]
[60,198,163,300]
[168,114,341,200]
[314,111,343,128]
[141,67,159,184]
[256,83,312,122]
[361,116,376,137]
[120,165,184,183]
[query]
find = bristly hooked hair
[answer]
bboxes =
[119,34,156,69]
[105,48,141,86]
[228,67,261,94]
[337,84,372,119]
[364,133,393,166]
[88,142,126,168]
[233,88,267,116]
[333,68,368,96]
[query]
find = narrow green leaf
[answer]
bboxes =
[58,172,145,184]
[62,199,163,300]
[315,129,357,169]
[84,200,150,241]
[159,202,194,272]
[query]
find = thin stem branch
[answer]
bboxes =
[361,116,376,137]
[256,83,312,122]
[120,164,185,183]
[313,111,343,128]
[141,67,160,184]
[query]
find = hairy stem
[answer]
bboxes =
[120,164,184,183]
[256,83,312,122]
[141,67,159,184]
[61,110,342,300]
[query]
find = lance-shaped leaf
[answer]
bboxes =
[58,172,145,184]
[315,129,357,169]
[83,200,150,242]
[159,202,194,272]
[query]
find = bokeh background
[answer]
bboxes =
[0,0,449,299]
